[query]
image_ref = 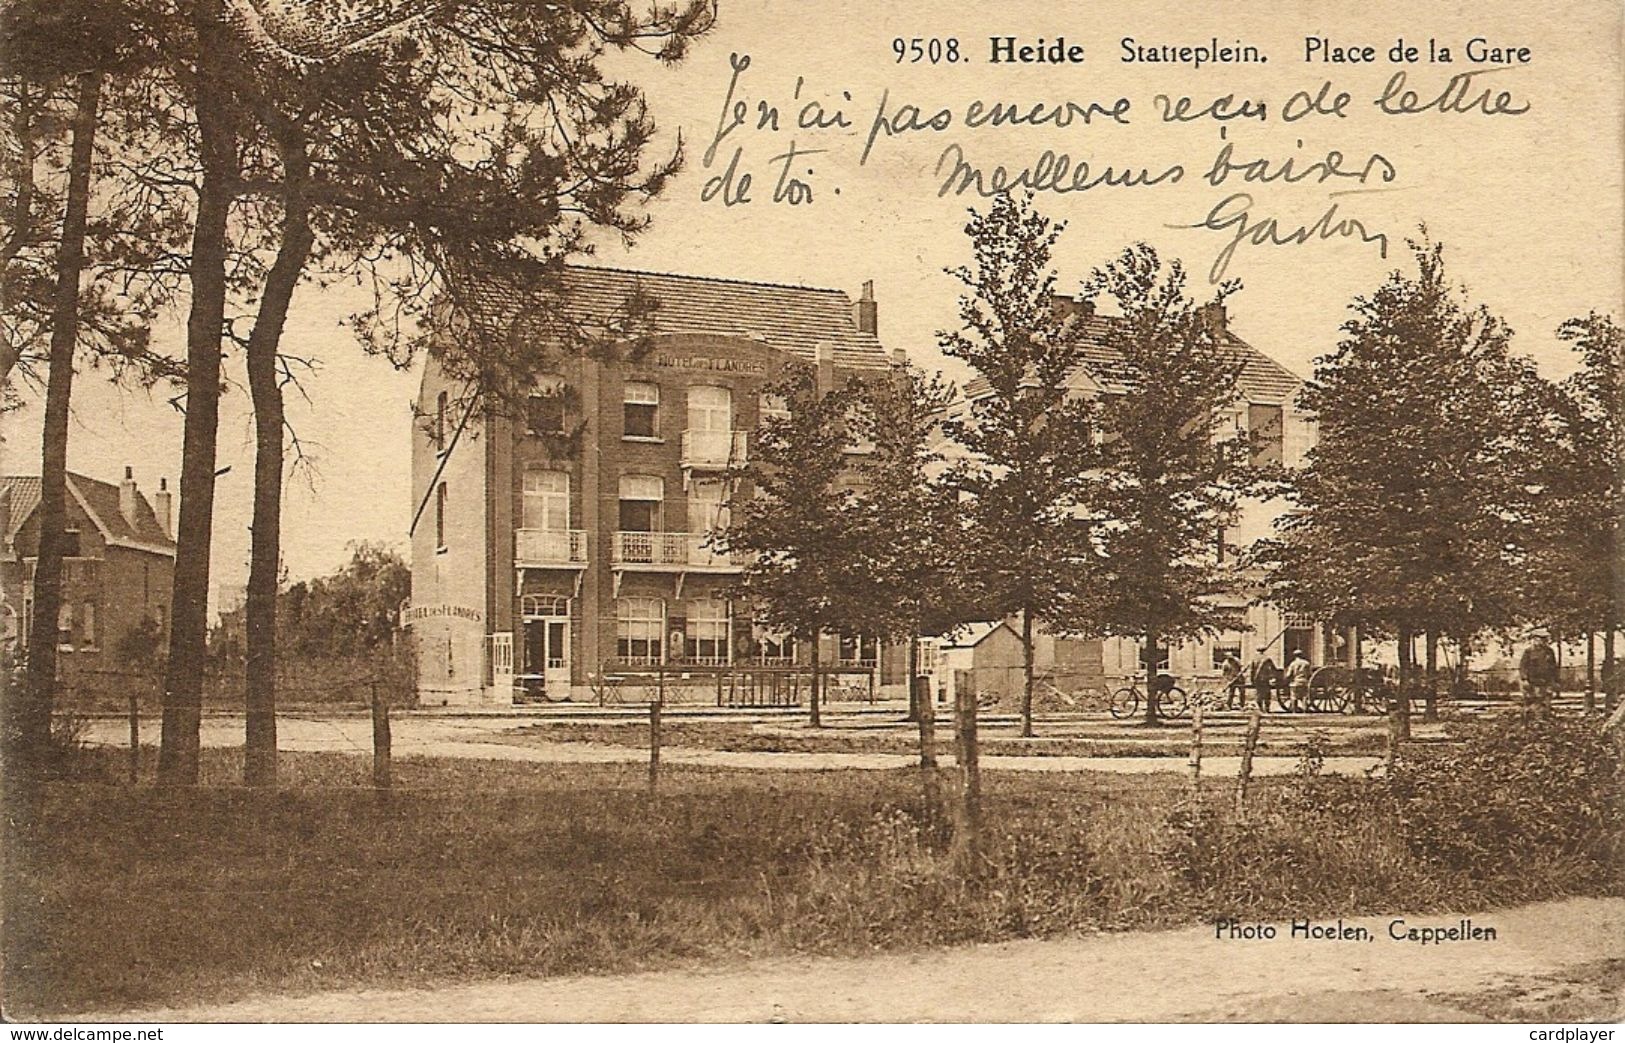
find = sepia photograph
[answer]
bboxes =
[0,0,1621,1028]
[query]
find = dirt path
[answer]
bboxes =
[74,897,1624,1023]
[79,714,1383,776]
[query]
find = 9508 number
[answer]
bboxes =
[893,37,963,63]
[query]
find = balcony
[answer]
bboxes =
[514,528,588,568]
[613,531,737,570]
[680,430,748,470]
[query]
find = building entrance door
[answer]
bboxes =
[523,616,570,696]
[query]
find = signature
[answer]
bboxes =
[1174,192,1390,284]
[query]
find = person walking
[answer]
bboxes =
[1284,649,1313,713]
[1250,653,1279,713]
[1518,629,1559,721]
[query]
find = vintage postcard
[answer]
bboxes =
[0,0,1621,1029]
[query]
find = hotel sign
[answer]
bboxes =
[403,603,484,625]
[654,353,768,375]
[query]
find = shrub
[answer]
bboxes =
[1387,715,1623,886]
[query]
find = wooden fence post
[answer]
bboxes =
[127,690,140,785]
[1234,706,1261,813]
[950,682,981,871]
[371,684,391,795]
[648,696,662,796]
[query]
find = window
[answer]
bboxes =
[1212,641,1243,671]
[61,528,81,557]
[623,382,659,439]
[522,470,569,531]
[838,632,878,668]
[1248,403,1284,465]
[435,481,448,551]
[618,474,663,532]
[758,392,790,425]
[687,478,729,537]
[616,597,665,665]
[526,395,564,437]
[754,622,796,665]
[81,602,96,649]
[686,599,731,665]
[57,604,73,651]
[435,391,448,451]
[1140,644,1171,673]
[687,385,731,432]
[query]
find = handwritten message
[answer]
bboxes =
[698,41,1531,282]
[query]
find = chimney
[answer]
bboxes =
[1200,302,1228,335]
[815,341,835,393]
[154,477,172,539]
[119,466,140,528]
[1050,295,1095,321]
[854,280,878,336]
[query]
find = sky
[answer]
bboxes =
[2,0,1620,600]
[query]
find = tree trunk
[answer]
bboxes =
[243,136,313,788]
[18,71,101,791]
[1019,607,1035,737]
[807,632,821,728]
[905,630,919,724]
[1605,629,1617,712]
[1585,629,1596,714]
[159,14,236,787]
[1394,625,1414,742]
[240,154,313,783]
[949,678,981,873]
[1142,625,1161,725]
[1423,630,1439,722]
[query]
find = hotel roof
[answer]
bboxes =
[464,264,893,371]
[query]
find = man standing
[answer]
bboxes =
[1518,630,1559,721]
[1220,651,1245,710]
[1285,649,1313,713]
[1250,653,1279,714]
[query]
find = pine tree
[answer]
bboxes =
[939,193,1101,739]
[1082,244,1256,724]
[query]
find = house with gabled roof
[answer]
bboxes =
[408,264,906,706]
[1,467,175,667]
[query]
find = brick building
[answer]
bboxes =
[1,468,175,667]
[409,266,903,705]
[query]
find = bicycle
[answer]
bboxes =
[1108,678,1190,720]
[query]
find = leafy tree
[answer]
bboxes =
[1533,314,1622,709]
[278,542,410,660]
[1082,245,1256,724]
[939,193,1102,738]
[723,369,868,728]
[1267,239,1543,736]
[850,362,961,767]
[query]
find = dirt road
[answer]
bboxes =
[74,897,1624,1023]
[79,713,1384,776]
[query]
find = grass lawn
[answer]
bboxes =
[2,741,1614,1019]
[506,717,1394,758]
